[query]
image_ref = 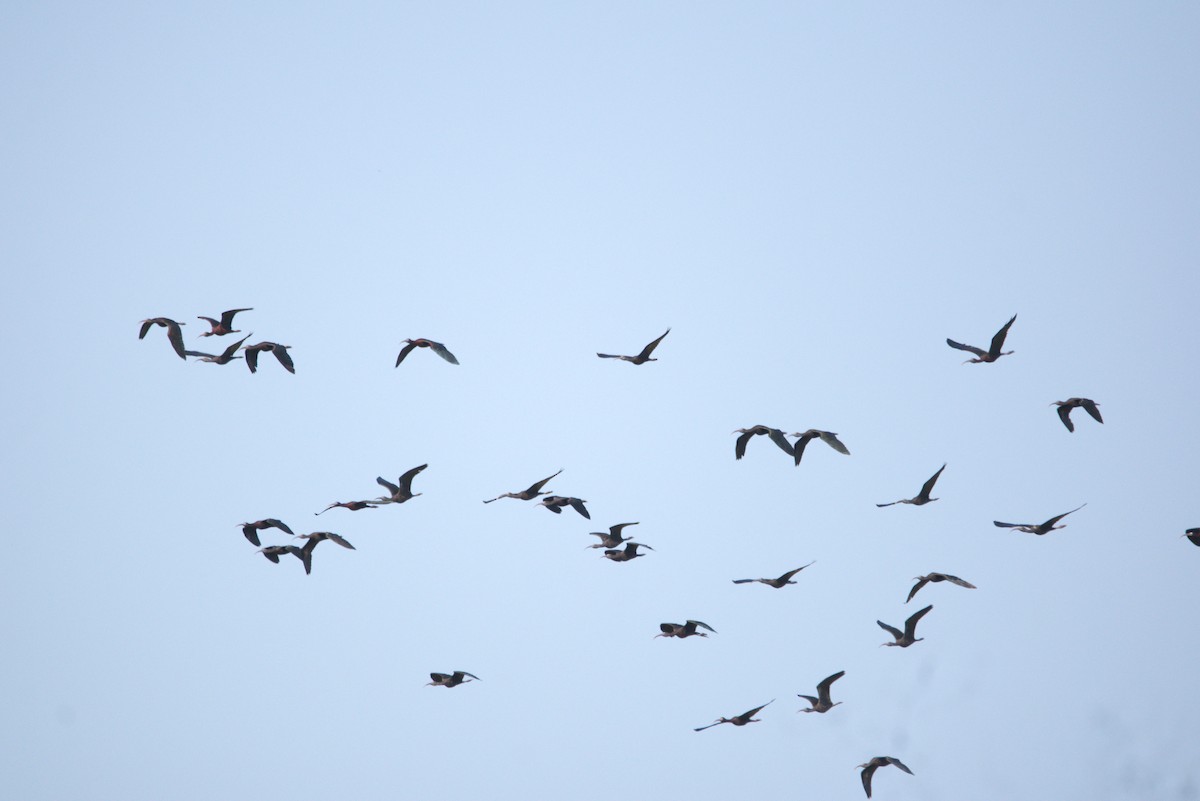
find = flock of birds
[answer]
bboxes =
[139,311,1189,798]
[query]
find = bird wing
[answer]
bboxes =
[877,620,903,640]
[659,623,679,634]
[919,464,946,499]
[906,577,929,603]
[992,520,1024,528]
[778,562,816,582]
[693,721,725,732]
[596,352,622,359]
[245,347,260,373]
[904,605,933,638]
[220,308,252,327]
[1081,398,1103,423]
[325,533,355,549]
[165,322,187,359]
[766,428,795,457]
[241,525,261,546]
[429,672,450,683]
[138,319,155,339]
[630,542,654,552]
[609,522,638,536]
[636,328,670,360]
[272,346,295,374]
[886,757,914,775]
[876,500,902,508]
[429,341,459,364]
[260,549,281,563]
[945,338,986,357]
[792,432,813,465]
[376,476,400,495]
[184,349,215,359]
[1056,403,1075,431]
[219,333,252,360]
[197,316,219,329]
[526,469,563,494]
[740,700,773,719]
[732,579,757,584]
[1043,503,1086,528]
[687,620,716,633]
[394,341,418,366]
[861,764,877,798]
[940,574,976,589]
[816,671,845,704]
[734,430,754,460]
[266,518,295,536]
[568,498,590,519]
[456,671,480,682]
[987,314,1017,357]
[817,430,850,455]
[398,464,428,493]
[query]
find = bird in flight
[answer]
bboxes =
[693,700,773,732]
[1183,528,1200,547]
[877,464,945,507]
[483,470,562,503]
[256,544,309,573]
[197,308,253,337]
[138,317,187,360]
[993,504,1085,535]
[244,341,295,374]
[586,522,639,549]
[906,573,976,603]
[946,313,1017,363]
[602,542,654,562]
[375,464,428,504]
[655,620,716,639]
[395,338,459,366]
[732,562,815,588]
[185,332,252,364]
[789,430,850,466]
[858,756,913,798]
[538,495,590,519]
[878,605,933,648]
[238,518,295,547]
[427,671,480,688]
[315,500,377,515]
[796,670,844,714]
[1052,397,1103,432]
[732,426,794,461]
[597,328,670,364]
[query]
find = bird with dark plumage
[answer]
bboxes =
[655,620,715,639]
[427,671,479,688]
[238,518,295,547]
[693,700,772,732]
[732,562,815,588]
[597,328,670,364]
[586,522,639,549]
[256,544,309,573]
[395,338,458,366]
[316,500,377,515]
[185,333,252,364]
[946,313,1016,363]
[197,308,253,337]
[993,504,1085,535]
[732,426,794,461]
[244,341,294,374]
[877,464,945,507]
[602,542,653,562]
[1184,529,1200,547]
[1052,397,1103,432]
[138,317,188,360]
[483,470,562,503]
[375,464,428,504]
[538,495,590,519]
[878,605,932,648]
[906,573,975,603]
[858,756,913,798]
[789,430,850,466]
[797,671,844,714]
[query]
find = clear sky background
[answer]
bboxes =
[3,3,1199,800]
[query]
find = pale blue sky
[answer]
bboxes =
[3,3,1199,800]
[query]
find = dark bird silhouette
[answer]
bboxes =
[185,332,252,364]
[655,620,716,639]
[694,700,773,732]
[602,542,653,562]
[946,313,1016,363]
[427,671,480,688]
[294,531,355,550]
[789,430,850,465]
[878,605,932,648]
[906,573,976,603]
[138,317,187,360]
[993,503,1086,535]
[1052,397,1103,432]
[587,522,639,549]
[376,464,428,504]
[238,518,295,547]
[316,500,377,515]
[858,756,913,798]
[538,495,590,519]
[1184,528,1200,547]
[395,338,459,366]
[244,341,294,374]
[197,308,253,337]
[877,464,946,507]
[483,470,562,503]
[256,544,309,573]
[797,671,844,714]
[597,328,670,364]
[732,426,795,460]
[732,562,816,588]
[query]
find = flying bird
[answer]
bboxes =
[1052,397,1103,432]
[316,500,377,515]
[946,313,1017,363]
[483,470,562,503]
[256,544,309,573]
[538,495,590,519]
[244,341,295,374]
[878,605,932,648]
[789,430,850,465]
[693,700,773,732]
[376,464,428,504]
[993,504,1086,535]
[185,332,252,364]
[395,338,459,366]
[732,562,815,588]
[858,756,913,798]
[877,464,946,507]
[655,620,716,639]
[427,671,480,688]
[238,518,295,547]
[293,531,355,550]
[138,317,187,360]
[586,522,639,549]
[797,671,844,714]
[602,542,654,562]
[906,573,976,603]
[197,308,253,337]
[597,328,670,364]
[1183,528,1200,547]
[732,426,795,460]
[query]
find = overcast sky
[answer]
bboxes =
[3,3,1199,800]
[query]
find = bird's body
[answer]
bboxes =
[656,619,716,639]
[732,562,815,588]
[693,700,772,731]
[1184,528,1200,547]
[376,464,428,504]
[732,426,795,461]
[316,500,377,515]
[238,518,295,547]
[244,341,294,374]
[395,338,458,366]
[946,314,1017,363]
[185,333,252,364]
[877,464,946,507]
[538,495,590,519]
[1052,397,1103,432]
[138,317,188,360]
[858,756,913,798]
[907,573,976,603]
[197,308,252,337]
[483,470,562,503]
[603,542,653,562]
[597,328,670,364]
[587,522,639,549]
[789,430,850,465]
[797,671,844,714]
[993,504,1085,535]
[294,531,355,550]
[878,605,932,647]
[428,671,479,688]
[257,544,309,573]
